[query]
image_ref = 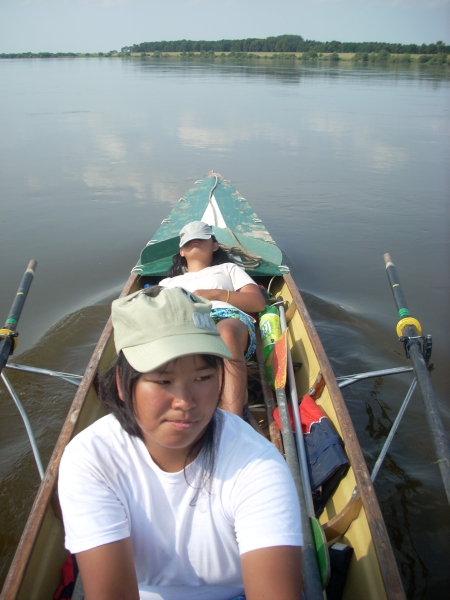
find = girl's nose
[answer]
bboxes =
[171,386,196,410]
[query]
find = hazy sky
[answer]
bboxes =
[1,0,449,53]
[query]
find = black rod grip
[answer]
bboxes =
[3,260,37,333]
[384,253,410,319]
[0,260,37,373]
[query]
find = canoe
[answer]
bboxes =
[1,173,405,600]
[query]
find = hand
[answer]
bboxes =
[193,286,265,312]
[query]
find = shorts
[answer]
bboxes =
[210,308,256,360]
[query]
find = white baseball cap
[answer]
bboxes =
[179,221,213,248]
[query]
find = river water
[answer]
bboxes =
[0,57,449,597]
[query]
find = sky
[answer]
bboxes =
[0,0,449,54]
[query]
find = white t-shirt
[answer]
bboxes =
[59,410,302,600]
[159,263,257,313]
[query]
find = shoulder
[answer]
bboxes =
[214,412,302,542]
[221,262,243,273]
[221,263,256,286]
[61,414,130,466]
[217,410,286,469]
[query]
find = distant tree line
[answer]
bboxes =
[1,52,78,58]
[1,35,448,60]
[122,34,449,55]
[0,51,116,59]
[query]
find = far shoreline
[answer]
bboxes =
[1,51,448,66]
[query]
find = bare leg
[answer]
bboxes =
[216,319,249,416]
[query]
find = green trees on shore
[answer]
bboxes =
[124,34,449,56]
[1,35,448,61]
[0,51,117,59]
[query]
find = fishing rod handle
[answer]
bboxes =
[3,260,38,333]
[383,253,411,319]
[384,254,424,338]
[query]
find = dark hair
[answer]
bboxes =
[167,235,233,277]
[99,351,224,496]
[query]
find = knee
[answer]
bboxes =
[217,321,248,355]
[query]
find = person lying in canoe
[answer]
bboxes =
[159,221,266,417]
[58,286,303,600]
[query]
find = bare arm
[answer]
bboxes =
[193,283,266,313]
[241,545,303,600]
[76,538,140,600]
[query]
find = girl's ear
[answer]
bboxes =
[212,241,219,252]
[116,367,124,401]
[180,249,185,258]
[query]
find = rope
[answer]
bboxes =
[220,228,261,270]
[206,176,261,269]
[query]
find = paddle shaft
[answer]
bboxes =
[0,260,37,374]
[278,299,331,588]
[384,253,450,505]
[277,301,315,518]
[275,385,324,599]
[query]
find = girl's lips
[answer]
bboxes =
[168,420,197,430]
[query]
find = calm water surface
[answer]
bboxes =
[1,57,449,597]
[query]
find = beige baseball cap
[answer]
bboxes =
[179,221,213,248]
[112,286,231,373]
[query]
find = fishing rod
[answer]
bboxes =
[384,253,450,505]
[0,260,37,374]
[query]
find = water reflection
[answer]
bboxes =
[134,56,450,86]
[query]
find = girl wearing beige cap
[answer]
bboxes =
[58,286,303,600]
[159,221,266,418]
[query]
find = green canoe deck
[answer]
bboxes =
[132,175,289,278]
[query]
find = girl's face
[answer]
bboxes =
[180,237,219,263]
[126,354,220,472]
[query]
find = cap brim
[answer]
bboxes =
[122,332,232,373]
[179,234,212,248]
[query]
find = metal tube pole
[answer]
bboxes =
[336,366,414,388]
[5,362,82,387]
[275,379,324,599]
[278,301,315,517]
[371,379,417,483]
[1,372,44,480]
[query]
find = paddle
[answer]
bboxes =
[272,332,324,599]
[275,301,331,589]
[384,253,450,504]
[0,260,37,375]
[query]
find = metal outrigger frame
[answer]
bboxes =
[336,365,416,483]
[2,363,82,480]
